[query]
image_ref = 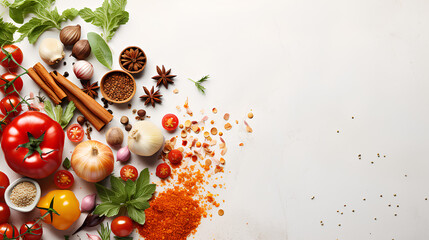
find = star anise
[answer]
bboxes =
[81,81,100,98]
[121,48,146,72]
[152,65,176,89]
[140,86,162,107]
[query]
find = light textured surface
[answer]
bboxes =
[2,0,429,239]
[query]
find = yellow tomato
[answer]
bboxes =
[37,190,81,230]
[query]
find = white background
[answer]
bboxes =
[2,0,429,239]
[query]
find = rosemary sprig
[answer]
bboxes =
[188,75,209,94]
[98,223,111,240]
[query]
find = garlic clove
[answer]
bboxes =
[39,38,65,65]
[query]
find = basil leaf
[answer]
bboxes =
[95,183,115,202]
[128,197,150,210]
[43,100,55,119]
[125,179,136,200]
[94,202,121,217]
[0,18,17,46]
[87,32,112,69]
[110,176,125,193]
[60,101,76,129]
[127,205,145,225]
[62,158,71,170]
[134,184,156,199]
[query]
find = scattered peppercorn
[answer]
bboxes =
[63,61,67,66]
[64,71,69,77]
[125,124,132,131]
[107,109,113,114]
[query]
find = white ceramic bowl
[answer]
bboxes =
[4,177,41,213]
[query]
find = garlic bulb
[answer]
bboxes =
[71,140,114,182]
[73,60,94,80]
[60,25,81,46]
[39,38,65,65]
[128,121,164,156]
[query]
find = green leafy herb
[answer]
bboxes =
[62,157,70,170]
[188,75,210,94]
[6,0,78,43]
[64,235,69,240]
[44,100,76,129]
[94,168,155,225]
[98,223,111,240]
[0,17,18,46]
[87,32,113,69]
[79,0,129,42]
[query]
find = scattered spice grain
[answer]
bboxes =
[125,124,132,131]
[248,112,254,119]
[137,109,146,117]
[218,209,224,216]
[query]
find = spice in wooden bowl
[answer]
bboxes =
[100,70,136,104]
[119,46,147,74]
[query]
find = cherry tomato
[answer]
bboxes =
[111,216,134,237]
[66,123,84,142]
[120,165,138,182]
[0,73,23,95]
[20,221,42,240]
[0,172,9,202]
[0,45,23,70]
[0,95,21,117]
[168,149,183,165]
[53,170,74,189]
[156,163,171,179]
[0,223,19,240]
[162,114,179,131]
[0,203,10,224]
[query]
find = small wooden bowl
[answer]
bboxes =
[119,46,147,74]
[100,70,136,104]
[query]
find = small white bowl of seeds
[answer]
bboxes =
[5,177,41,212]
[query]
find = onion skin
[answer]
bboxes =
[71,140,114,182]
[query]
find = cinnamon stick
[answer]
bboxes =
[50,71,113,124]
[27,67,61,105]
[34,62,67,100]
[59,85,106,131]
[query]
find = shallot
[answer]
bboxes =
[73,60,94,80]
[117,146,131,162]
[81,194,96,212]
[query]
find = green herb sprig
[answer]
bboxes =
[0,18,18,46]
[188,75,209,94]
[79,0,129,42]
[4,0,78,44]
[97,223,111,240]
[94,168,156,225]
[44,100,76,129]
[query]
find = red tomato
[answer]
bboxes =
[20,221,43,240]
[66,123,84,142]
[0,45,23,70]
[0,73,23,95]
[120,165,138,182]
[0,172,9,202]
[156,163,171,179]
[162,114,179,131]
[168,149,183,165]
[0,95,21,117]
[0,203,10,224]
[1,111,65,179]
[111,216,134,237]
[53,170,74,189]
[0,223,18,240]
